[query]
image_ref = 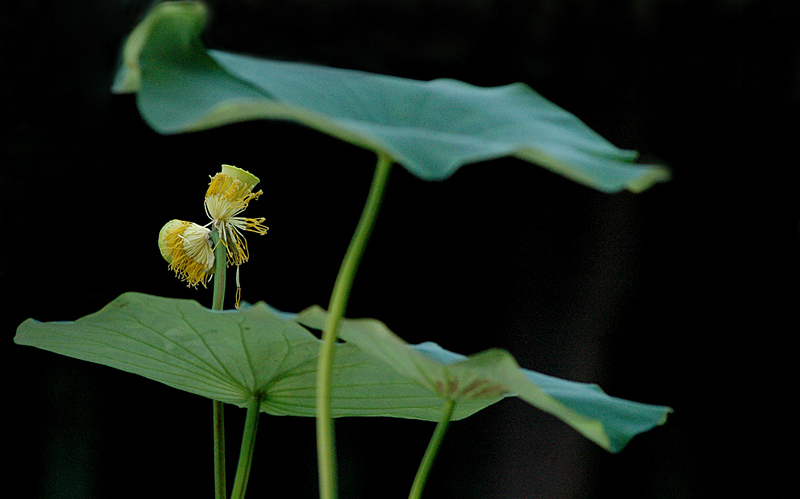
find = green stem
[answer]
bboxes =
[211,228,228,499]
[213,403,227,499]
[230,396,261,499]
[408,399,456,499]
[316,153,393,499]
[211,228,227,311]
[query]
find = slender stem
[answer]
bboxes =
[212,227,227,310]
[230,396,261,499]
[213,403,227,499]
[408,400,456,499]
[316,153,393,499]
[211,228,228,499]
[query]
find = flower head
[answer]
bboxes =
[204,164,268,266]
[158,220,215,287]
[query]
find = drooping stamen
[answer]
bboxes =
[158,220,215,287]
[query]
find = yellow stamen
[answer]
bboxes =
[158,220,215,287]
[204,165,268,267]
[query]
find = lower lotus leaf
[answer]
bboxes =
[516,370,673,452]
[13,292,496,420]
[259,339,497,420]
[295,306,671,453]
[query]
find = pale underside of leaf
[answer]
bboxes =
[113,1,670,192]
[296,305,671,453]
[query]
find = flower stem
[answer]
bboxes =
[408,399,456,499]
[212,228,227,310]
[316,153,393,499]
[211,228,228,499]
[230,395,261,499]
[213,403,227,499]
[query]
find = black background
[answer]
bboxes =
[3,1,799,498]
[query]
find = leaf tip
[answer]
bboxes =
[625,163,673,193]
[111,0,209,94]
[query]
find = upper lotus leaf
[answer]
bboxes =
[112,1,669,192]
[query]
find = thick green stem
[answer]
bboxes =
[230,396,261,499]
[211,228,228,499]
[408,400,456,499]
[316,154,393,499]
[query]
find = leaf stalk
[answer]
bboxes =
[316,153,393,499]
[230,395,261,499]
[408,399,456,499]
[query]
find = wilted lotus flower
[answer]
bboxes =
[158,220,215,287]
[204,164,268,266]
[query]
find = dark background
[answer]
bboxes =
[3,0,799,498]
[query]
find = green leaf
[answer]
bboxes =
[296,306,671,453]
[14,292,495,420]
[15,293,670,450]
[113,1,669,192]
